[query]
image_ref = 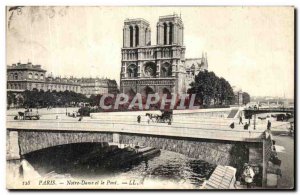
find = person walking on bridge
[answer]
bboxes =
[267,119,272,130]
[137,115,141,123]
[239,115,243,125]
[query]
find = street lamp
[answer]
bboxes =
[254,113,256,130]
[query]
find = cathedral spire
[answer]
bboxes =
[205,52,208,66]
[201,52,205,64]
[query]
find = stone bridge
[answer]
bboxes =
[6,110,274,186]
[7,120,267,167]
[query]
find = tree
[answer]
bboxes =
[188,70,234,106]
[188,70,217,105]
[7,92,16,108]
[242,92,251,105]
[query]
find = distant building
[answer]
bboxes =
[7,62,81,93]
[45,75,81,93]
[120,14,208,96]
[79,78,118,97]
[7,62,118,96]
[232,86,243,106]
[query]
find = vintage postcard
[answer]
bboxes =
[6,6,294,190]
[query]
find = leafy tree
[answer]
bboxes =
[242,92,251,105]
[21,89,88,108]
[188,70,235,106]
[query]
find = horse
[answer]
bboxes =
[18,112,25,120]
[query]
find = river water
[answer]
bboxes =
[7,145,216,189]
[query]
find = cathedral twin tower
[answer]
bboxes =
[120,14,207,96]
[123,14,184,47]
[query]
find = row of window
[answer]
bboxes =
[128,23,175,47]
[126,64,172,78]
[122,49,177,60]
[7,83,80,91]
[8,73,44,80]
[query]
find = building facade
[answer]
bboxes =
[120,14,208,96]
[79,78,118,97]
[7,62,81,93]
[232,86,244,106]
[7,62,118,96]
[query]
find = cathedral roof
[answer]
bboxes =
[185,57,208,70]
[185,58,202,69]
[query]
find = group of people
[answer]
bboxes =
[136,114,172,125]
[136,114,153,124]
[229,115,272,130]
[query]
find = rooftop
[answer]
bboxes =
[124,18,150,25]
[7,62,46,72]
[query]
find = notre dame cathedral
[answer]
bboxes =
[120,14,208,96]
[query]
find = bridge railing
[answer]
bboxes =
[7,120,265,142]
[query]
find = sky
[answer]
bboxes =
[6,6,294,98]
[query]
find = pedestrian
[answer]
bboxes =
[242,164,255,188]
[78,116,83,121]
[267,119,271,130]
[137,115,141,123]
[147,115,150,124]
[239,115,243,125]
[230,122,235,129]
[244,122,249,130]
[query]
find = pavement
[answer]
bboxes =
[272,133,295,189]
[6,108,267,142]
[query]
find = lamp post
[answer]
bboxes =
[254,113,256,130]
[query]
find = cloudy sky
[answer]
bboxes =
[6,6,294,98]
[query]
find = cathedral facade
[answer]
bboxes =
[120,14,208,96]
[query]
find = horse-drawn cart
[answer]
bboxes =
[14,111,40,120]
[146,110,173,123]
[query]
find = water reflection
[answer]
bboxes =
[7,143,216,188]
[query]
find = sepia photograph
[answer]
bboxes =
[5,6,295,190]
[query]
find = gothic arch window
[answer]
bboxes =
[34,73,39,80]
[40,74,44,80]
[143,62,157,77]
[129,26,134,47]
[145,27,148,45]
[127,64,138,78]
[161,62,172,77]
[28,73,33,79]
[125,88,136,97]
[161,87,171,96]
[142,86,155,97]
[169,23,173,44]
[163,23,167,45]
[14,73,18,80]
[135,26,139,47]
